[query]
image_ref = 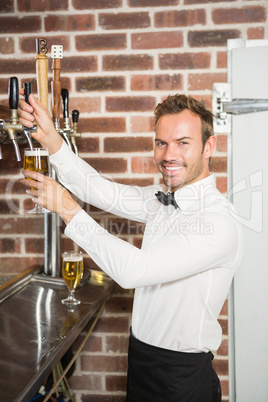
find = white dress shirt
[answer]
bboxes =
[50,141,244,353]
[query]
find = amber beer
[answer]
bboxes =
[62,254,84,290]
[23,148,50,178]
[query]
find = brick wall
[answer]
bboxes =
[0,0,267,401]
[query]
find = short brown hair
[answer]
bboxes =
[154,94,214,149]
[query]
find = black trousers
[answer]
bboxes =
[126,330,221,402]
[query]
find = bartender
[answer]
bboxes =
[19,92,243,402]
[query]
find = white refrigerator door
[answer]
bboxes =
[229,39,268,402]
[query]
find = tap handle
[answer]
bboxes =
[72,109,79,124]
[23,82,32,105]
[61,88,69,119]
[9,77,19,110]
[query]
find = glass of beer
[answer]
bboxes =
[23,147,50,214]
[61,251,84,306]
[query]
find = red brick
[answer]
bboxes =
[78,117,126,133]
[76,34,126,51]
[185,0,235,3]
[133,237,143,248]
[68,374,102,390]
[131,74,182,91]
[73,334,102,353]
[132,156,158,174]
[216,134,227,152]
[84,157,127,173]
[99,12,150,30]
[106,297,133,314]
[104,136,153,153]
[62,56,98,73]
[115,178,154,187]
[0,16,41,33]
[81,355,127,372]
[0,257,43,273]
[128,0,179,6]
[212,358,228,376]
[73,0,122,9]
[159,52,210,70]
[219,318,228,336]
[188,72,227,91]
[132,31,183,49]
[0,58,35,74]
[0,238,16,253]
[75,137,99,153]
[155,9,206,27]
[0,217,44,234]
[217,51,227,68]
[18,0,68,11]
[76,76,125,92]
[106,374,127,391]
[0,199,20,214]
[247,27,265,40]
[217,339,228,356]
[0,0,13,12]
[210,156,227,173]
[212,7,266,24]
[106,96,156,112]
[69,97,101,113]
[106,335,129,354]
[130,116,155,133]
[220,380,229,397]
[25,238,44,254]
[0,79,9,94]
[188,29,240,47]
[20,35,70,53]
[0,177,27,195]
[191,94,212,111]
[0,37,14,54]
[103,54,153,71]
[45,14,95,32]
[220,299,228,316]
[216,177,227,194]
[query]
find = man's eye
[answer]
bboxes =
[156,142,165,146]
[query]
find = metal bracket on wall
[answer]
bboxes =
[212,82,268,134]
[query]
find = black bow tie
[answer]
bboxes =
[155,191,179,209]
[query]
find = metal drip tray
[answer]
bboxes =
[0,265,114,402]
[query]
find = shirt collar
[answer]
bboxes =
[172,174,216,212]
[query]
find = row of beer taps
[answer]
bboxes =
[0,38,81,162]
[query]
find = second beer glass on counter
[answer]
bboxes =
[61,251,84,306]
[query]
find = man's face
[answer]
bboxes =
[154,110,215,192]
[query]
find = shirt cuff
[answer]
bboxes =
[49,141,75,174]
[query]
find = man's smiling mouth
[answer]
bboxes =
[163,165,184,172]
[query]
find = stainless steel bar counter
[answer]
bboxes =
[0,265,114,402]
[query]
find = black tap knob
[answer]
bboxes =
[61,88,69,119]
[23,82,32,105]
[9,77,19,110]
[72,109,79,124]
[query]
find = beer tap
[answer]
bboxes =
[61,88,72,149]
[22,82,36,150]
[0,77,23,161]
[51,45,63,132]
[61,88,81,155]
[70,109,81,156]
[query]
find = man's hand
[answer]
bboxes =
[21,170,82,225]
[18,90,63,155]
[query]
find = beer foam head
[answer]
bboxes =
[24,148,49,156]
[63,255,83,262]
